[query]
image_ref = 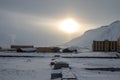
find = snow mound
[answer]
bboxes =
[65,20,120,49]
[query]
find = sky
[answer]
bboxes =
[0,0,120,48]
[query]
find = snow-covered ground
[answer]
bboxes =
[0,52,120,80]
[61,52,120,58]
[0,52,120,58]
[0,57,51,80]
[68,58,120,80]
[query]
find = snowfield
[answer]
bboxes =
[68,58,120,80]
[0,52,120,80]
[0,57,51,80]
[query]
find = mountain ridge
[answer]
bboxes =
[65,20,120,49]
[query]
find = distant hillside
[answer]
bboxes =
[65,20,120,49]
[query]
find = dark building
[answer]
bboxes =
[92,38,120,52]
[36,47,60,53]
[117,37,120,52]
[11,45,34,49]
[0,46,2,49]
[62,48,77,53]
[16,48,36,52]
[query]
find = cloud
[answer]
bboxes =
[0,10,68,47]
[0,0,120,47]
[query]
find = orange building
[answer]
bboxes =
[92,40,117,52]
[11,45,34,49]
[36,47,60,53]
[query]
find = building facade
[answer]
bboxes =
[117,37,120,52]
[92,40,118,52]
[11,45,34,49]
[36,47,60,53]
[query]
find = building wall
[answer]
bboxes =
[92,40,117,52]
[117,37,120,52]
[36,47,60,53]
[37,47,53,52]
[11,45,34,49]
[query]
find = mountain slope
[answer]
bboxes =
[65,20,120,49]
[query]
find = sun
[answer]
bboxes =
[59,18,79,33]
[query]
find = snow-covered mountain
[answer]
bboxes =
[65,20,120,49]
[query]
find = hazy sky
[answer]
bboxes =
[0,0,120,47]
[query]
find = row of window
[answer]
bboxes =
[93,41,118,51]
